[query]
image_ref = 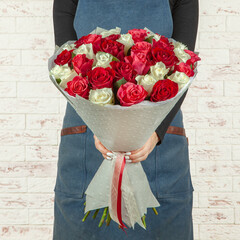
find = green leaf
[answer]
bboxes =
[71,52,76,58]
[145,35,154,44]
[114,78,127,89]
[112,56,120,62]
[56,78,61,84]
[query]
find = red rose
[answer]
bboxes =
[64,76,90,99]
[151,46,178,68]
[117,82,148,106]
[131,41,152,57]
[104,34,121,41]
[128,29,148,43]
[184,50,201,69]
[74,34,102,54]
[150,79,178,102]
[72,54,94,77]
[110,61,137,83]
[54,49,72,67]
[152,36,174,50]
[131,53,152,75]
[174,62,194,77]
[100,39,125,61]
[87,67,115,89]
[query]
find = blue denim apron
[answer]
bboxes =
[53,0,194,239]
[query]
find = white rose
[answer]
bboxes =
[116,33,134,55]
[174,41,187,50]
[136,74,158,97]
[89,88,114,106]
[95,52,113,68]
[174,48,191,63]
[50,64,78,89]
[61,43,76,51]
[100,27,121,38]
[73,43,96,64]
[150,62,169,80]
[152,34,161,41]
[168,71,190,90]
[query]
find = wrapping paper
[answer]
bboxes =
[48,27,197,229]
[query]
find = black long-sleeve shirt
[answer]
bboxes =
[53,0,199,145]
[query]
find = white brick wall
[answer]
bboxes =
[0,0,239,239]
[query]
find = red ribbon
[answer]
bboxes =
[111,153,128,234]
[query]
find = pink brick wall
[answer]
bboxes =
[0,0,239,239]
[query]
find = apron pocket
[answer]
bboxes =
[54,125,87,199]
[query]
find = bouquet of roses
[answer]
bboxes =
[48,26,200,230]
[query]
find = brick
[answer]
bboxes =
[198,97,240,112]
[0,50,21,65]
[26,114,62,129]
[193,208,234,224]
[0,130,57,145]
[235,207,240,224]
[0,34,54,50]
[199,16,226,32]
[0,193,54,209]
[199,193,240,208]
[200,0,240,16]
[196,129,240,145]
[193,192,198,208]
[197,49,229,64]
[199,225,240,240]
[1,0,53,17]
[0,162,57,177]
[225,81,240,96]
[0,17,15,33]
[0,82,16,97]
[21,49,53,66]
[0,209,28,224]
[182,96,198,113]
[0,225,52,240]
[192,177,232,192]
[232,145,240,161]
[25,145,58,161]
[29,209,53,224]
[16,17,53,33]
[230,49,240,65]
[233,177,240,192]
[196,161,240,176]
[0,66,50,82]
[17,82,61,98]
[197,64,240,81]
[188,80,223,97]
[199,32,240,49]
[0,114,25,129]
[185,128,196,145]
[184,113,232,129]
[226,16,240,32]
[0,146,25,162]
[0,98,59,113]
[27,178,56,193]
[189,145,231,161]
[0,178,27,193]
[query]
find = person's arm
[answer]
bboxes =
[155,0,199,145]
[53,0,78,46]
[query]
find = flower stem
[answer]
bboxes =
[98,207,108,227]
[152,207,158,215]
[106,212,111,226]
[82,211,91,222]
[141,214,146,228]
[92,209,100,219]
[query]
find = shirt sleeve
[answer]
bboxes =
[53,0,79,46]
[155,0,199,145]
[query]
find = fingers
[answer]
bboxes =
[94,135,113,160]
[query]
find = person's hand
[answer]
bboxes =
[127,132,160,163]
[93,134,113,160]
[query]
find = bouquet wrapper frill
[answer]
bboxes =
[48,27,198,230]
